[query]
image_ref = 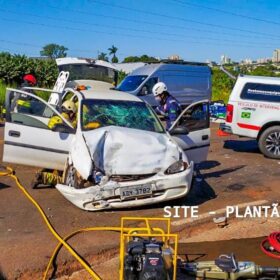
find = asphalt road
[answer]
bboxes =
[0,123,279,279]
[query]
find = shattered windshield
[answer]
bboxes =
[116,75,147,91]
[81,99,164,133]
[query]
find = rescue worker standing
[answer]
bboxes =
[31,100,77,189]
[152,82,181,130]
[21,74,37,90]
[11,74,37,113]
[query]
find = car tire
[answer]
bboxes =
[64,163,85,189]
[258,126,280,159]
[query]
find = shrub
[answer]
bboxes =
[0,52,58,105]
[212,67,235,103]
[0,52,58,87]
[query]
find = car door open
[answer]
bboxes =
[169,100,210,164]
[3,88,75,170]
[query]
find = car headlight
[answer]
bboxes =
[165,160,188,175]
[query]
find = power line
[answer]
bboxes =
[28,3,280,41]
[0,16,278,50]
[0,39,96,55]
[89,0,279,38]
[170,0,280,26]
[1,8,279,47]
[0,8,209,40]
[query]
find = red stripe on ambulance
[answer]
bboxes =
[237,123,261,131]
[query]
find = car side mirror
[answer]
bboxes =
[138,86,149,96]
[169,126,189,135]
[52,123,75,134]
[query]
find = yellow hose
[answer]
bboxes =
[0,167,173,280]
[43,227,122,280]
[0,167,102,280]
[44,226,164,280]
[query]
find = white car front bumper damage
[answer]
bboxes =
[56,161,194,211]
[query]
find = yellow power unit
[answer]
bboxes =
[119,217,178,280]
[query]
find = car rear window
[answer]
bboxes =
[240,82,280,103]
[58,64,117,84]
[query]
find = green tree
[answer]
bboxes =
[122,55,158,63]
[40,43,68,59]
[117,70,127,85]
[211,67,235,102]
[108,45,118,63]
[250,66,276,77]
[97,52,109,62]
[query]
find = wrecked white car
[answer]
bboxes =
[3,80,210,211]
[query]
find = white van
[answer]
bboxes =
[220,75,280,159]
[116,61,212,107]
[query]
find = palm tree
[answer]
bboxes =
[108,45,118,63]
[97,52,109,62]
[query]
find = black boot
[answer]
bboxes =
[31,172,43,189]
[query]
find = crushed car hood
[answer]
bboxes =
[83,126,180,176]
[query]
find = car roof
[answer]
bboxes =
[68,80,142,102]
[130,63,210,76]
[56,57,117,70]
[238,74,280,84]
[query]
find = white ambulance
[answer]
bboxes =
[220,75,280,159]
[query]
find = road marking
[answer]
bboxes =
[208,211,216,215]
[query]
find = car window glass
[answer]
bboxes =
[241,82,280,103]
[62,91,74,102]
[116,75,148,92]
[142,77,158,95]
[178,103,209,132]
[82,99,164,133]
[8,91,69,130]
[58,64,117,84]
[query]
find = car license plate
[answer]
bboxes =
[120,184,152,199]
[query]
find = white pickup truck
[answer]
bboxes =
[220,75,280,159]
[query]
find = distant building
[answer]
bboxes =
[273,49,280,62]
[206,59,217,67]
[168,55,181,60]
[240,58,253,65]
[29,56,51,60]
[256,57,271,64]
[233,66,240,72]
[221,54,231,65]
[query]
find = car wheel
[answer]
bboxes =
[64,163,85,189]
[258,126,280,159]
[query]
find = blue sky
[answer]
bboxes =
[0,0,279,62]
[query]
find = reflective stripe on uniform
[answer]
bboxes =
[169,100,177,104]
[42,171,62,185]
[17,99,31,108]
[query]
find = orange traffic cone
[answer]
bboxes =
[217,129,230,137]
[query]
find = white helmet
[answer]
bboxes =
[62,100,77,114]
[152,82,167,97]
